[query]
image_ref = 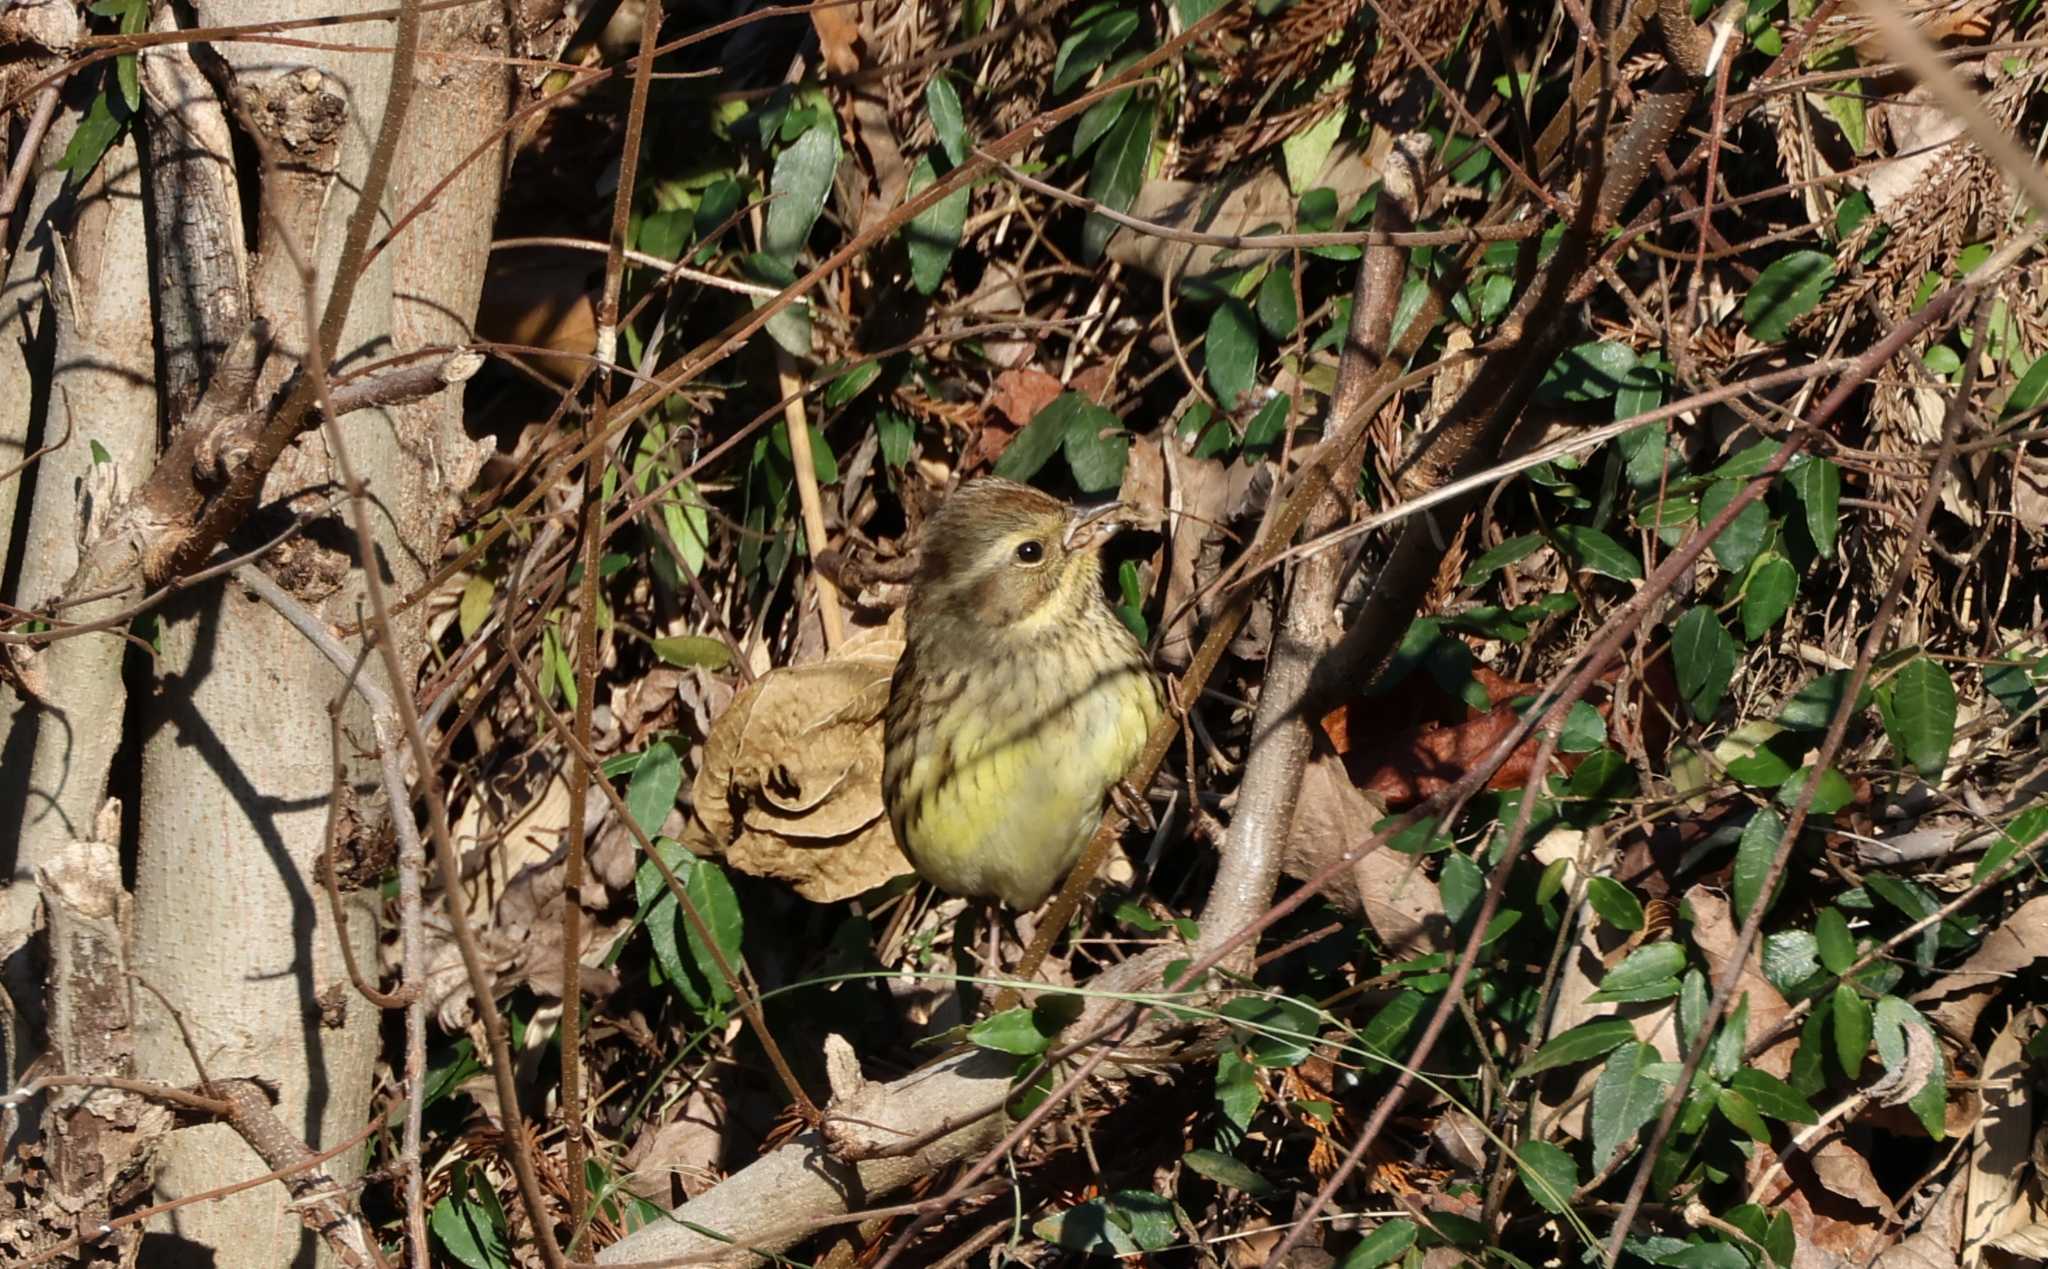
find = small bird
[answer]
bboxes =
[882,478,1165,910]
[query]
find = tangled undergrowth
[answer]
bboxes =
[389,2,2048,1265]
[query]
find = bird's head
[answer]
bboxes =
[908,478,1140,643]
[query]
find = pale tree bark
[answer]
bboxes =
[1,1,514,1264]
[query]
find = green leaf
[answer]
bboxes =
[970,1006,1053,1055]
[1735,808,1786,923]
[824,360,882,408]
[925,74,968,167]
[1256,265,1299,340]
[1555,524,1643,581]
[1787,458,1842,557]
[637,206,692,261]
[1336,1220,1418,1269]
[1082,101,1154,260]
[1672,607,1739,720]
[1779,670,1866,731]
[650,634,732,670]
[1072,87,1132,158]
[993,391,1083,481]
[1741,555,1798,640]
[2000,351,2048,420]
[1730,1068,1818,1124]
[1359,990,1424,1064]
[763,123,840,264]
[1975,805,2048,883]
[1205,298,1259,409]
[905,155,970,295]
[1716,1087,1770,1142]
[1743,250,1836,342]
[1881,657,1957,777]
[56,90,126,186]
[1513,1018,1638,1079]
[458,575,494,640]
[1556,700,1608,753]
[1763,930,1821,996]
[1437,851,1483,926]
[1053,8,1140,94]
[1590,1042,1674,1168]
[1700,479,1769,574]
[1214,1051,1259,1142]
[1586,877,1645,931]
[624,743,682,839]
[1061,398,1130,493]
[1220,995,1321,1068]
[1516,1140,1578,1214]
[1777,764,1854,815]
[1240,393,1289,454]
[431,1166,513,1269]
[677,858,743,1006]
[1462,533,1545,588]
[1537,340,1639,403]
[1182,1148,1277,1197]
[877,411,914,468]
[1815,908,1856,975]
[1833,984,1871,1079]
[1591,942,1687,1002]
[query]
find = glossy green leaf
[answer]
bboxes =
[650,635,732,670]
[1462,533,1546,587]
[994,391,1085,481]
[1672,607,1739,720]
[1590,1042,1673,1168]
[1082,101,1154,260]
[1336,1219,1418,1269]
[1592,942,1686,1000]
[1182,1148,1277,1197]
[763,123,840,263]
[1062,397,1130,493]
[1815,908,1856,976]
[1975,804,2048,883]
[969,1006,1053,1055]
[1788,458,1842,557]
[1779,671,1866,731]
[1513,1018,1638,1079]
[1881,657,1957,777]
[1555,524,1643,581]
[1730,1068,1818,1123]
[1586,877,1644,931]
[1776,765,1854,815]
[1734,808,1786,923]
[1700,479,1769,574]
[1744,250,1836,342]
[1206,297,1259,409]
[1741,554,1798,639]
[1516,1140,1578,1214]
[1221,995,1321,1068]
[925,73,968,167]
[1833,984,1871,1079]
[1053,8,1139,94]
[905,155,970,295]
[1716,1087,1770,1142]
[1538,340,1639,403]
[625,742,681,838]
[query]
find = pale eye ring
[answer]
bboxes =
[1014,540,1045,564]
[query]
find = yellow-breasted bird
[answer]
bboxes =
[882,478,1164,910]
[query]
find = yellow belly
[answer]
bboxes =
[884,646,1161,909]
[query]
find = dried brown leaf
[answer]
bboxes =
[687,620,912,902]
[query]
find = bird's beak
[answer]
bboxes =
[1063,501,1150,553]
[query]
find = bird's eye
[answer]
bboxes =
[1014,540,1045,564]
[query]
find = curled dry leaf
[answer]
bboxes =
[686,619,913,902]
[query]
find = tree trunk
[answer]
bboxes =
[2,2,510,1263]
